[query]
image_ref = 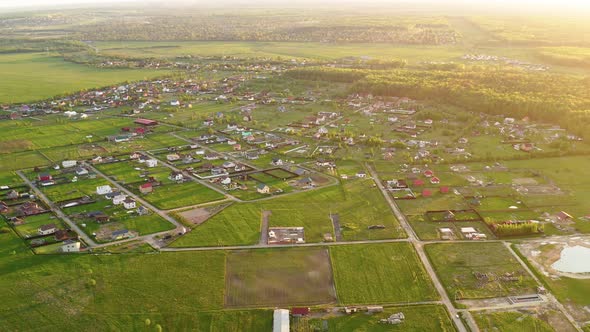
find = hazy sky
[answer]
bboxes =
[1,0,590,12]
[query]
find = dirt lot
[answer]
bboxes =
[178,208,212,225]
[225,247,337,307]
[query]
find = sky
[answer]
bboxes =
[1,0,590,13]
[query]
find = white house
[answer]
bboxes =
[96,185,112,195]
[146,159,158,168]
[220,177,232,185]
[38,224,57,236]
[75,167,89,176]
[170,100,180,106]
[273,309,289,332]
[113,193,127,205]
[123,198,137,210]
[61,240,81,253]
[169,171,184,182]
[62,160,77,168]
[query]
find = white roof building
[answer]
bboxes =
[273,309,289,332]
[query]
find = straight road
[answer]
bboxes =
[83,162,184,232]
[366,164,476,332]
[17,171,98,247]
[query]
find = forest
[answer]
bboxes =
[287,66,590,138]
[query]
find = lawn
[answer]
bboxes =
[473,311,554,332]
[298,304,456,332]
[139,182,225,210]
[0,53,169,104]
[330,243,438,304]
[41,177,113,202]
[0,230,227,331]
[425,242,538,300]
[171,179,404,247]
[225,247,337,307]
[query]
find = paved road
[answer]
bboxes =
[161,238,410,252]
[83,162,184,232]
[17,171,98,247]
[143,150,237,201]
[366,164,475,332]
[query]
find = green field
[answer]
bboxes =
[0,53,169,104]
[330,243,438,304]
[139,182,225,210]
[170,179,404,247]
[0,230,227,331]
[96,41,465,63]
[473,311,554,332]
[425,242,537,300]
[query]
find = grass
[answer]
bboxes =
[41,177,112,202]
[473,311,553,332]
[425,242,537,300]
[0,230,227,331]
[297,304,456,332]
[96,41,465,63]
[170,179,404,247]
[225,247,336,307]
[330,243,438,304]
[0,53,168,104]
[139,182,225,210]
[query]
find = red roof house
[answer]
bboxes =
[291,307,310,317]
[440,186,450,194]
[422,189,433,197]
[430,176,440,184]
[134,118,158,126]
[423,170,434,178]
[139,183,153,194]
[413,179,425,186]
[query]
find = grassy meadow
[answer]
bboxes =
[0,53,169,104]
[330,243,438,304]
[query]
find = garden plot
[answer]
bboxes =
[225,247,337,307]
[426,242,538,300]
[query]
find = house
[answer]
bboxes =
[75,167,89,176]
[38,172,53,182]
[204,153,220,161]
[54,229,70,241]
[297,177,315,187]
[220,177,232,185]
[440,186,450,194]
[291,307,310,317]
[423,170,434,177]
[62,160,77,168]
[169,171,184,182]
[271,158,283,166]
[139,183,153,194]
[88,211,110,223]
[38,223,57,236]
[413,179,424,186]
[134,118,158,126]
[233,144,242,151]
[273,309,289,332]
[430,176,440,184]
[356,171,367,178]
[137,206,150,216]
[111,229,133,240]
[422,189,433,197]
[5,190,19,200]
[19,201,44,216]
[257,184,270,194]
[61,240,81,253]
[96,185,112,195]
[381,312,405,325]
[166,154,181,162]
[112,193,127,205]
[146,159,158,168]
[555,211,573,223]
[222,161,236,169]
[170,100,180,106]
[123,198,137,210]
